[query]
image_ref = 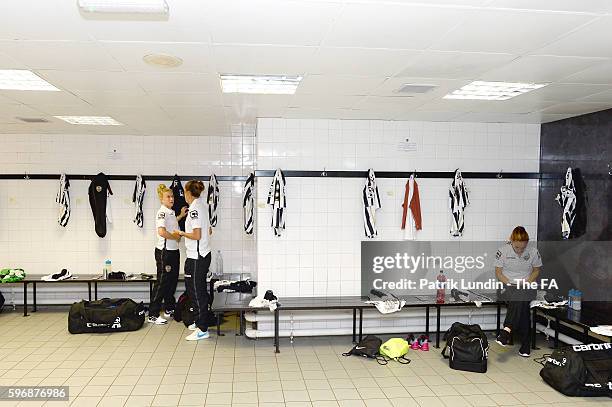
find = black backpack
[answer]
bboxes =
[343,335,387,365]
[441,322,489,373]
[174,292,195,327]
[0,290,4,313]
[68,298,145,334]
[539,344,612,397]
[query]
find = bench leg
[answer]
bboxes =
[358,308,363,342]
[88,282,92,301]
[554,316,559,348]
[217,313,224,336]
[32,282,37,312]
[425,306,429,338]
[435,305,441,348]
[352,308,357,343]
[23,282,28,317]
[496,304,501,337]
[531,307,537,350]
[237,311,244,336]
[95,282,98,301]
[274,309,280,353]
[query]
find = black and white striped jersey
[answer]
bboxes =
[207,174,219,227]
[267,169,286,237]
[56,173,71,227]
[449,169,469,237]
[363,169,381,238]
[132,174,146,228]
[243,172,255,235]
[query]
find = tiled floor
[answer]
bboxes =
[0,309,611,407]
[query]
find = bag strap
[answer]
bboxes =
[342,348,355,357]
[375,355,388,365]
[441,344,449,359]
[396,355,411,365]
[533,354,551,367]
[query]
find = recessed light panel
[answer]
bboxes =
[221,74,302,95]
[54,116,124,126]
[443,81,548,101]
[0,70,60,91]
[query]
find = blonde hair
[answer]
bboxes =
[510,226,529,242]
[185,180,205,198]
[157,184,171,201]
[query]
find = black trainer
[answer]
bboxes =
[496,329,511,347]
[518,344,530,357]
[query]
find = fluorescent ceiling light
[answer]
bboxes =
[221,74,302,95]
[443,81,548,101]
[78,0,169,14]
[54,116,124,126]
[0,70,60,91]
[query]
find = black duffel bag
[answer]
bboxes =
[68,298,145,334]
[0,290,5,313]
[441,322,489,373]
[539,344,612,397]
[343,335,388,365]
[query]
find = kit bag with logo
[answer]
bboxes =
[441,322,489,373]
[379,338,411,364]
[68,298,145,334]
[0,290,5,313]
[343,335,388,365]
[538,344,612,397]
[174,292,195,327]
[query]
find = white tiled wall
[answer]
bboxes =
[256,118,540,298]
[0,127,255,302]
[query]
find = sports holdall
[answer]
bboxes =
[174,292,195,327]
[441,322,489,373]
[68,298,145,334]
[343,335,388,365]
[379,338,411,364]
[539,343,612,397]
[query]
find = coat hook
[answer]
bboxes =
[24,172,29,180]
[321,167,327,177]
[608,163,612,176]
[497,169,503,179]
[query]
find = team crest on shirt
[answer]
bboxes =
[496,250,502,260]
[165,265,172,272]
[96,186,102,192]
[190,210,198,219]
[157,212,165,219]
[523,253,530,261]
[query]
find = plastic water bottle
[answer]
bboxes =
[568,289,574,308]
[573,290,582,311]
[436,270,447,304]
[216,250,223,275]
[103,259,112,279]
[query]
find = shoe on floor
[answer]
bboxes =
[186,328,210,341]
[420,338,429,352]
[410,340,420,350]
[147,316,168,325]
[518,351,530,357]
[164,310,175,319]
[496,329,511,347]
[187,323,197,331]
[518,345,530,357]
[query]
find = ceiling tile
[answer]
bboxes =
[520,83,612,101]
[323,3,466,49]
[0,103,50,121]
[431,9,595,54]
[371,77,469,98]
[538,101,612,115]
[212,45,317,76]
[38,70,143,92]
[148,92,223,107]
[131,72,221,93]
[354,96,428,114]
[560,60,612,84]
[0,40,122,71]
[487,0,612,13]
[453,112,540,123]
[297,75,385,96]
[204,0,343,46]
[288,94,364,109]
[309,48,419,76]
[578,90,612,103]
[395,51,516,79]
[0,90,90,107]
[74,90,156,107]
[101,41,213,74]
[479,55,608,82]
[534,16,612,57]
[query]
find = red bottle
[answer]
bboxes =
[436,270,447,304]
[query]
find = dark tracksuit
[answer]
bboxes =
[184,252,211,332]
[149,248,180,318]
[501,285,536,353]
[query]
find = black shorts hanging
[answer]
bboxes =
[88,172,113,238]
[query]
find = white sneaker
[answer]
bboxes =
[185,329,210,341]
[147,316,168,325]
[164,310,174,319]
[187,323,197,331]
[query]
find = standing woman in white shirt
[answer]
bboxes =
[148,184,186,325]
[175,180,213,341]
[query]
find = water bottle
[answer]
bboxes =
[103,259,112,279]
[216,250,223,275]
[436,270,447,304]
[573,290,582,311]
[568,289,574,308]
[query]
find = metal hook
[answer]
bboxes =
[608,164,612,176]
[24,172,29,180]
[497,169,503,179]
[321,167,327,177]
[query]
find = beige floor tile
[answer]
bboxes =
[463,394,497,406]
[308,389,336,402]
[105,385,134,396]
[257,390,284,403]
[124,395,154,407]
[152,394,181,406]
[438,395,471,407]
[414,396,446,407]
[203,392,231,405]
[178,394,205,406]
[363,399,393,407]
[69,396,102,407]
[333,388,360,400]
[97,396,129,407]
[489,393,522,406]
[406,386,435,398]
[357,387,386,400]
[78,385,109,397]
[284,390,311,402]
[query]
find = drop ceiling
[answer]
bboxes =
[0,0,612,135]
